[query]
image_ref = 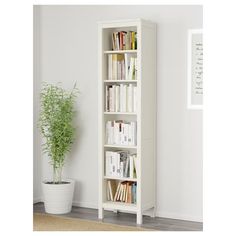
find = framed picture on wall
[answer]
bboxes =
[187,29,203,109]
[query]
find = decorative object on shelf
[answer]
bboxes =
[38,82,78,214]
[187,29,203,109]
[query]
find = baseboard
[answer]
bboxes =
[156,211,203,223]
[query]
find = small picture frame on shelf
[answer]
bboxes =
[187,29,203,110]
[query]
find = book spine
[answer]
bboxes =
[115,85,120,112]
[133,86,137,113]
[128,84,133,112]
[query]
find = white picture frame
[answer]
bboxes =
[187,29,203,110]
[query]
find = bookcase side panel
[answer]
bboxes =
[140,23,157,211]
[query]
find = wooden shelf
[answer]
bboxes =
[104,50,137,54]
[104,144,137,149]
[103,201,137,212]
[104,112,137,115]
[104,176,137,182]
[104,80,137,83]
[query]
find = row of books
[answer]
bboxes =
[105,151,137,178]
[106,121,137,146]
[107,54,137,80]
[105,84,137,112]
[107,180,137,203]
[112,31,137,51]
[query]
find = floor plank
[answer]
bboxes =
[33,202,203,231]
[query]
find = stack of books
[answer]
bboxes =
[105,151,137,178]
[107,180,137,204]
[112,31,137,50]
[106,121,137,146]
[107,54,137,81]
[105,84,137,112]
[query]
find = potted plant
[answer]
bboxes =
[39,83,78,214]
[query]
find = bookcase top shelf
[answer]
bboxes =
[104,50,137,54]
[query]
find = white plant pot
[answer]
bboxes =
[42,179,75,214]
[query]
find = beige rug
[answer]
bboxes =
[33,213,147,231]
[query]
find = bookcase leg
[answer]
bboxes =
[151,207,156,218]
[98,208,104,219]
[137,211,142,225]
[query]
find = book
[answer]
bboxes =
[114,182,121,201]
[128,84,133,112]
[108,180,117,201]
[129,155,134,178]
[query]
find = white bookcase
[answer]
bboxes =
[98,19,156,224]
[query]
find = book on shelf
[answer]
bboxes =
[105,151,137,179]
[107,54,137,81]
[112,31,137,51]
[107,180,137,204]
[106,120,137,146]
[105,84,137,112]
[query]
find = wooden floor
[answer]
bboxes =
[33,202,203,231]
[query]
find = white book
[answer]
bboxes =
[111,152,117,176]
[133,154,137,177]
[110,121,114,144]
[124,156,130,177]
[105,151,113,176]
[128,84,133,112]
[112,85,116,112]
[125,54,132,80]
[131,122,137,146]
[133,86,137,112]
[124,123,129,145]
[119,84,123,112]
[129,155,134,178]
[128,123,132,145]
[116,152,121,177]
[108,54,112,80]
[121,123,125,145]
[120,161,124,178]
[129,57,135,81]
[134,58,137,80]
[115,85,120,112]
[123,85,127,112]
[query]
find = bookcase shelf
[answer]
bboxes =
[104,50,137,54]
[104,112,137,115]
[104,144,137,149]
[103,201,137,212]
[104,80,137,83]
[98,19,156,225]
[104,176,137,182]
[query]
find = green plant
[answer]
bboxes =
[39,83,78,184]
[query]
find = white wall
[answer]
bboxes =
[33,5,203,222]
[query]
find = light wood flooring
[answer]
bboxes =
[33,202,203,231]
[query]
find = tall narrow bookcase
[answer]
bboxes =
[98,19,156,224]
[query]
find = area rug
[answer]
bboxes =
[33,213,147,231]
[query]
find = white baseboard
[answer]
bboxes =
[156,211,203,223]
